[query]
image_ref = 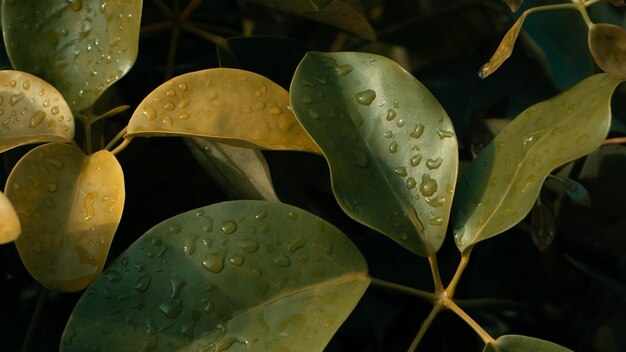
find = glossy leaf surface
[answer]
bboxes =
[6,143,125,291]
[62,201,369,351]
[480,15,526,79]
[0,70,74,153]
[484,334,573,352]
[589,23,626,79]
[452,74,622,252]
[127,68,320,154]
[246,0,375,41]
[0,190,20,244]
[2,0,142,113]
[291,52,458,257]
[185,137,279,201]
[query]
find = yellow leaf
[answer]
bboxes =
[589,23,626,79]
[480,14,527,79]
[0,190,20,243]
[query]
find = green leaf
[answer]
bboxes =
[126,68,321,154]
[0,190,21,244]
[245,0,376,41]
[484,334,573,352]
[290,52,458,257]
[0,70,74,153]
[452,74,623,253]
[589,23,626,79]
[6,143,125,291]
[480,15,526,79]
[61,200,369,351]
[185,137,280,201]
[2,0,143,113]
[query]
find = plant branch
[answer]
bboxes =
[428,254,444,292]
[576,1,594,28]
[21,285,49,352]
[181,22,228,48]
[152,0,174,19]
[104,126,128,152]
[369,277,436,302]
[84,121,93,155]
[446,246,473,298]
[140,20,172,34]
[603,137,626,145]
[455,297,542,312]
[407,304,443,352]
[524,2,579,16]
[181,0,202,20]
[111,138,132,156]
[446,299,496,345]
[164,23,180,80]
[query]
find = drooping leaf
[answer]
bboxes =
[126,68,320,154]
[503,0,523,12]
[2,0,143,113]
[185,137,279,201]
[483,334,573,352]
[61,200,369,351]
[0,190,20,243]
[0,70,74,153]
[480,15,526,79]
[6,143,125,291]
[452,74,623,253]
[290,52,458,257]
[530,203,555,252]
[562,177,592,207]
[245,0,375,41]
[589,23,626,79]
[601,0,625,6]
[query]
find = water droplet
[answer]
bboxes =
[302,95,313,104]
[179,99,191,108]
[288,237,306,252]
[437,129,454,139]
[426,157,443,170]
[202,253,224,273]
[355,89,376,106]
[104,270,121,283]
[166,89,176,97]
[229,256,244,266]
[67,0,82,11]
[184,236,197,256]
[82,191,98,222]
[384,130,393,138]
[394,167,407,177]
[255,210,267,220]
[170,277,186,298]
[46,182,57,193]
[410,123,424,138]
[28,111,46,128]
[268,106,283,115]
[159,299,182,319]
[410,155,422,167]
[202,217,213,233]
[353,149,368,168]
[179,112,190,120]
[336,64,354,76]
[308,108,319,120]
[142,105,156,120]
[134,275,151,292]
[454,226,466,245]
[425,196,446,207]
[162,115,173,127]
[274,255,291,268]
[420,174,438,197]
[396,118,406,127]
[164,102,175,111]
[386,109,396,121]
[169,224,181,233]
[221,220,237,234]
[51,106,60,115]
[429,217,444,226]
[178,83,188,91]
[389,141,398,154]
[22,80,30,90]
[238,239,259,253]
[406,177,417,189]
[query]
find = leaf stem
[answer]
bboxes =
[111,138,131,156]
[369,277,436,302]
[576,1,594,28]
[104,126,128,152]
[180,0,202,20]
[181,22,228,48]
[21,285,48,352]
[603,137,626,145]
[446,299,496,345]
[428,254,444,293]
[84,121,93,155]
[140,20,172,34]
[407,304,443,352]
[152,0,174,20]
[524,2,578,16]
[446,246,473,298]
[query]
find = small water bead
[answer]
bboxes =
[170,278,186,298]
[142,105,156,120]
[169,224,181,233]
[268,106,283,115]
[28,111,46,128]
[229,256,244,266]
[22,80,30,90]
[406,177,417,189]
[221,220,237,234]
[425,196,446,208]
[426,157,443,170]
[51,106,60,115]
[429,217,444,226]
[179,112,190,120]
[159,299,182,319]
[355,89,376,106]
[336,64,354,76]
[420,174,438,197]
[255,210,267,220]
[302,95,313,104]
[393,100,399,108]
[202,253,224,273]
[203,217,213,233]
[437,129,454,139]
[9,92,24,106]
[394,167,407,177]
[164,102,175,111]
[104,270,121,283]
[238,239,259,253]
[384,130,393,138]
[308,109,319,120]
[386,109,396,121]
[184,236,197,256]
[389,141,398,154]
[134,275,151,292]
[178,83,188,91]
[274,255,291,268]
[396,118,406,127]
[288,237,307,253]
[67,0,82,11]
[410,123,424,138]
[410,155,423,167]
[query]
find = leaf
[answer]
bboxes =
[1,0,143,113]
[503,0,523,12]
[601,0,625,6]
[530,203,555,252]
[290,52,458,257]
[0,190,21,244]
[245,0,375,41]
[452,74,623,253]
[126,68,320,154]
[562,177,592,207]
[0,70,74,153]
[484,334,573,352]
[589,23,626,79]
[6,143,125,291]
[480,15,526,79]
[185,137,280,201]
[61,200,369,351]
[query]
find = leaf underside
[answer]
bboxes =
[290,52,458,257]
[589,23,626,79]
[61,200,369,352]
[0,190,21,243]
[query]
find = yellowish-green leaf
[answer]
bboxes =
[185,137,280,201]
[484,334,573,352]
[0,70,74,153]
[246,0,375,41]
[126,68,321,154]
[452,74,623,253]
[589,23,626,79]
[503,0,523,12]
[291,52,458,257]
[480,14,527,79]
[61,200,369,352]
[0,190,21,244]
[2,0,143,113]
[6,143,125,291]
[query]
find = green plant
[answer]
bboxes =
[1,0,626,351]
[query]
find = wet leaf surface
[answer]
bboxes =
[452,74,622,252]
[127,68,320,154]
[484,334,573,351]
[0,190,20,243]
[6,143,125,291]
[2,0,142,113]
[291,52,458,257]
[61,200,369,352]
[589,23,626,79]
[0,70,74,153]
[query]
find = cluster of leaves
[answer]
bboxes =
[1,0,626,351]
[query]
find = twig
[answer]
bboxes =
[428,254,444,292]
[446,246,473,298]
[369,277,436,302]
[140,20,172,34]
[181,22,228,48]
[104,126,128,152]
[21,285,49,352]
[603,137,626,145]
[181,0,203,20]
[446,299,496,345]
[407,304,443,352]
[111,138,132,156]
